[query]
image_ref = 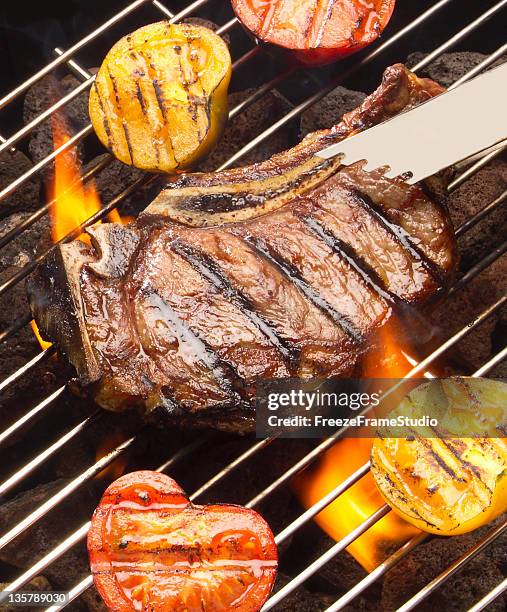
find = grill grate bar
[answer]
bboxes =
[45,575,94,612]
[1,434,210,599]
[53,48,93,80]
[151,0,174,18]
[0,0,211,111]
[448,144,506,192]
[467,578,507,612]
[216,0,470,171]
[324,533,429,612]
[447,241,507,297]
[0,346,55,395]
[275,461,371,546]
[217,16,239,35]
[0,522,91,604]
[396,518,507,612]
[0,124,92,205]
[189,437,275,501]
[0,174,155,302]
[0,432,136,551]
[0,1,504,609]
[1,171,502,390]
[241,293,505,515]
[0,45,281,281]
[0,410,100,497]
[473,346,507,377]
[410,0,507,73]
[9,315,504,609]
[0,0,238,159]
[455,189,507,237]
[0,152,113,248]
[0,79,92,156]
[262,506,392,611]
[317,361,506,612]
[0,313,31,346]
[0,383,64,447]
[449,41,507,90]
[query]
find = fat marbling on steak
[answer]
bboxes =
[28,64,458,433]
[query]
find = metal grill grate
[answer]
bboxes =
[0,1,506,611]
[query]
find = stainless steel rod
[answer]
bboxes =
[45,575,94,612]
[449,42,507,90]
[0,522,91,603]
[396,518,507,612]
[0,0,152,111]
[262,506,391,611]
[0,78,93,155]
[189,438,275,501]
[473,345,507,376]
[0,151,113,246]
[0,384,64,447]
[2,435,208,597]
[0,0,212,111]
[0,434,136,551]
[455,189,507,237]
[324,533,429,612]
[0,125,93,205]
[275,461,371,545]
[0,346,55,395]
[448,242,507,297]
[448,145,506,192]
[0,411,100,497]
[467,578,507,612]
[0,175,155,299]
[410,0,507,72]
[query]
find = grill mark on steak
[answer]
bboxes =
[245,212,386,340]
[170,239,300,369]
[351,188,444,283]
[300,214,398,306]
[243,234,364,340]
[136,284,242,401]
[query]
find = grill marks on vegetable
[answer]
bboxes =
[89,22,231,172]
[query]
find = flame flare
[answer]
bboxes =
[31,116,130,351]
[50,126,101,243]
[295,323,431,571]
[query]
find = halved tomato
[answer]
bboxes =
[231,0,396,66]
[88,471,278,611]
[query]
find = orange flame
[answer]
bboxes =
[31,116,130,351]
[95,430,129,481]
[50,128,101,243]
[30,320,53,351]
[295,322,432,571]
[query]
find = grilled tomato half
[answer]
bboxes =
[88,471,278,611]
[231,0,396,66]
[89,22,231,173]
[371,377,507,536]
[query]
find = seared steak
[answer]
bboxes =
[28,64,457,433]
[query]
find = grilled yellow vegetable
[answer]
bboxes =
[371,377,507,536]
[89,22,231,172]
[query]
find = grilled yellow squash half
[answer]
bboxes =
[89,22,231,172]
[371,377,507,535]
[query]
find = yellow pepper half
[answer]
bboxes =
[371,377,507,535]
[89,22,231,173]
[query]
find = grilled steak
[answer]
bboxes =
[28,64,457,433]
